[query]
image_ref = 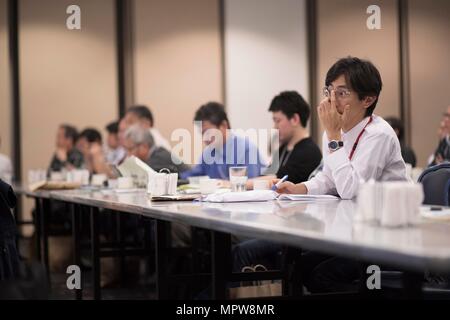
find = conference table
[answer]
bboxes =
[15,185,450,300]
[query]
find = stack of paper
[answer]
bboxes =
[202,190,278,203]
[151,194,200,201]
[277,194,339,201]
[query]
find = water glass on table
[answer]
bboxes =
[229,166,248,192]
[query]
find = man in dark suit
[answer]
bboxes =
[0,179,19,280]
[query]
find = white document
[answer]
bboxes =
[117,156,156,177]
[202,190,278,203]
[420,206,450,221]
[277,194,340,201]
[117,156,156,187]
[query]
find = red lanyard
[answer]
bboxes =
[348,116,373,160]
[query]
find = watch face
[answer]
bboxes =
[329,141,338,149]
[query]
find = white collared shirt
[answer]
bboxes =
[304,114,408,199]
[105,146,127,165]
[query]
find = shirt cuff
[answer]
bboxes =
[325,148,348,172]
[303,180,318,195]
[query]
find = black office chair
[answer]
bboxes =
[417,162,450,205]
[379,163,450,297]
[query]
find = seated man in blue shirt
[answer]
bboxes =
[180,102,266,180]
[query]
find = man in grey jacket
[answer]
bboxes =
[123,124,189,174]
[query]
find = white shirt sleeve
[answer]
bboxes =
[324,133,399,199]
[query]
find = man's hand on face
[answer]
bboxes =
[89,143,103,156]
[317,90,350,141]
[56,148,68,162]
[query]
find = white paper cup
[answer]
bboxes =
[91,174,107,186]
[148,173,168,196]
[50,171,64,182]
[200,179,220,195]
[108,179,118,189]
[118,177,134,189]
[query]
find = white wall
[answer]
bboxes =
[409,0,450,167]
[19,0,118,235]
[224,0,309,137]
[133,0,223,161]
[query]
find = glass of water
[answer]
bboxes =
[229,166,248,192]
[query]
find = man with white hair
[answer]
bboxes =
[124,124,192,247]
[123,124,189,174]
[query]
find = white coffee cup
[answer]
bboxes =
[200,179,220,195]
[253,180,269,190]
[50,171,64,182]
[91,174,107,186]
[108,179,118,189]
[118,177,134,189]
[188,176,209,186]
[148,173,168,196]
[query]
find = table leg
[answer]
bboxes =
[34,198,42,262]
[72,203,82,300]
[155,220,170,299]
[211,231,231,300]
[90,206,101,300]
[41,198,51,284]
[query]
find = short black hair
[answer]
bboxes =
[325,56,382,117]
[268,91,310,128]
[78,128,102,144]
[60,124,78,144]
[105,121,119,134]
[127,105,154,126]
[194,102,230,128]
[385,116,404,141]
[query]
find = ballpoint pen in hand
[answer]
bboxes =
[271,175,289,191]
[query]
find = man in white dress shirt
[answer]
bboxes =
[276,57,408,199]
[104,121,126,165]
[271,57,409,293]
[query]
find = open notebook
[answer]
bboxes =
[200,190,340,203]
[277,194,340,201]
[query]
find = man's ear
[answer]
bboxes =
[290,113,301,126]
[363,96,377,109]
[141,118,152,128]
[220,120,229,130]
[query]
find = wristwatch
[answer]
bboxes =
[328,140,344,152]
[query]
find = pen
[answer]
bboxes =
[272,175,289,191]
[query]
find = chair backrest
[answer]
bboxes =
[418,163,450,206]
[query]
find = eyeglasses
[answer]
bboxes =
[322,86,351,99]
